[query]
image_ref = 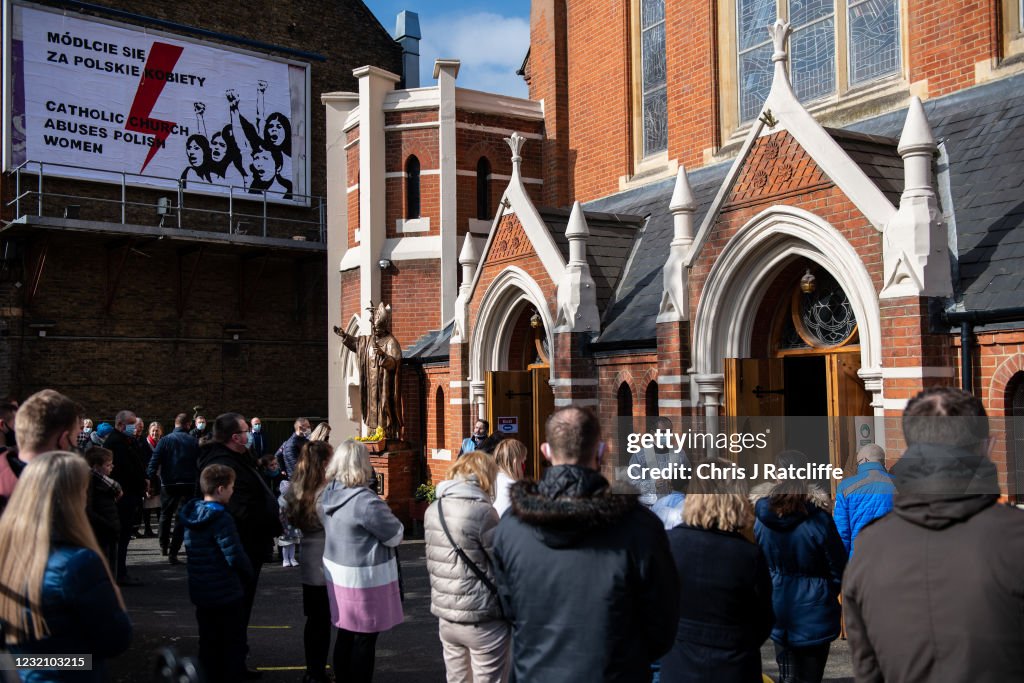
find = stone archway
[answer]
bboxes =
[692,206,883,415]
[469,266,555,409]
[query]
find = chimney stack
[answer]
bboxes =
[394,11,421,89]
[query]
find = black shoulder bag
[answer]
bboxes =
[436,498,504,618]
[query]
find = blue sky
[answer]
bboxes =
[364,0,531,98]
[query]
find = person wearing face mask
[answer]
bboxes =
[77,418,94,451]
[105,409,148,586]
[274,417,311,480]
[197,413,282,677]
[0,390,83,517]
[251,417,267,458]
[190,415,209,441]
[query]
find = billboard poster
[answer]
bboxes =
[5,2,309,204]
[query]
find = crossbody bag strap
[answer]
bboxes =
[437,498,500,597]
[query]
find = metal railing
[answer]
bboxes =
[5,159,326,243]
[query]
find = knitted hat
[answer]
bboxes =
[96,422,114,438]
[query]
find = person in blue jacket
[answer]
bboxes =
[754,451,847,683]
[0,450,132,683]
[180,463,254,683]
[833,444,894,555]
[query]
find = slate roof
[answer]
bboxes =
[582,162,731,346]
[846,72,1024,314]
[539,208,645,315]
[405,321,454,362]
[826,128,904,206]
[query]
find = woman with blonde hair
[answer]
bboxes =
[320,439,403,683]
[0,451,132,681]
[425,449,509,682]
[662,470,773,683]
[492,438,527,517]
[282,440,335,683]
[309,422,331,443]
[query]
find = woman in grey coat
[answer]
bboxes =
[424,450,509,683]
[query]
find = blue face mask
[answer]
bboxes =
[246,432,255,449]
[252,424,261,433]
[125,423,136,436]
[83,427,92,434]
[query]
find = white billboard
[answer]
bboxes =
[4,2,309,204]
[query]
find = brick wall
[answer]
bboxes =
[380,259,441,346]
[563,0,631,203]
[907,0,997,97]
[5,234,327,420]
[596,352,658,464]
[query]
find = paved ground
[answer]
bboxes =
[109,536,853,682]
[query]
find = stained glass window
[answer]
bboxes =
[848,0,900,85]
[798,271,857,346]
[791,18,836,102]
[738,0,775,121]
[641,0,667,156]
[736,0,901,123]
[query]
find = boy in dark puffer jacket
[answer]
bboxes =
[85,446,122,572]
[180,464,254,682]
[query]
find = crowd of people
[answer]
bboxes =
[0,386,1023,683]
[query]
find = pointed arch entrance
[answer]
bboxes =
[470,267,556,477]
[693,207,882,472]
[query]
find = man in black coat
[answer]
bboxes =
[197,412,282,677]
[493,406,680,682]
[843,386,1024,682]
[147,412,200,564]
[106,408,147,585]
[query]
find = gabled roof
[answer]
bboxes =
[847,71,1024,313]
[583,162,731,347]
[583,71,1024,343]
[539,208,644,316]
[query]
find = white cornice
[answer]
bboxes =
[353,65,401,82]
[455,88,544,119]
[343,108,360,132]
[383,87,441,112]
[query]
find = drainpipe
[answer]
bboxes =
[942,307,1024,394]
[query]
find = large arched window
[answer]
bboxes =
[435,385,446,451]
[633,0,667,160]
[405,155,421,219]
[476,157,491,220]
[617,382,634,458]
[723,0,901,130]
[1008,372,1024,502]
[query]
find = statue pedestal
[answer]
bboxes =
[369,446,417,528]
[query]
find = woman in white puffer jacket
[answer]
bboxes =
[424,450,509,683]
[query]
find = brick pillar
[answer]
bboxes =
[656,320,692,422]
[879,296,956,451]
[447,340,473,454]
[552,332,597,407]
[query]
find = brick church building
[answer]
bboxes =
[331,0,1024,513]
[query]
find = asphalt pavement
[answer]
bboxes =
[108,535,853,682]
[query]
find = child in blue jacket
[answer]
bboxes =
[181,463,254,682]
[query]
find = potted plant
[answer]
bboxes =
[410,482,436,522]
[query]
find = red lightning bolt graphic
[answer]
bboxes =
[126,42,184,173]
